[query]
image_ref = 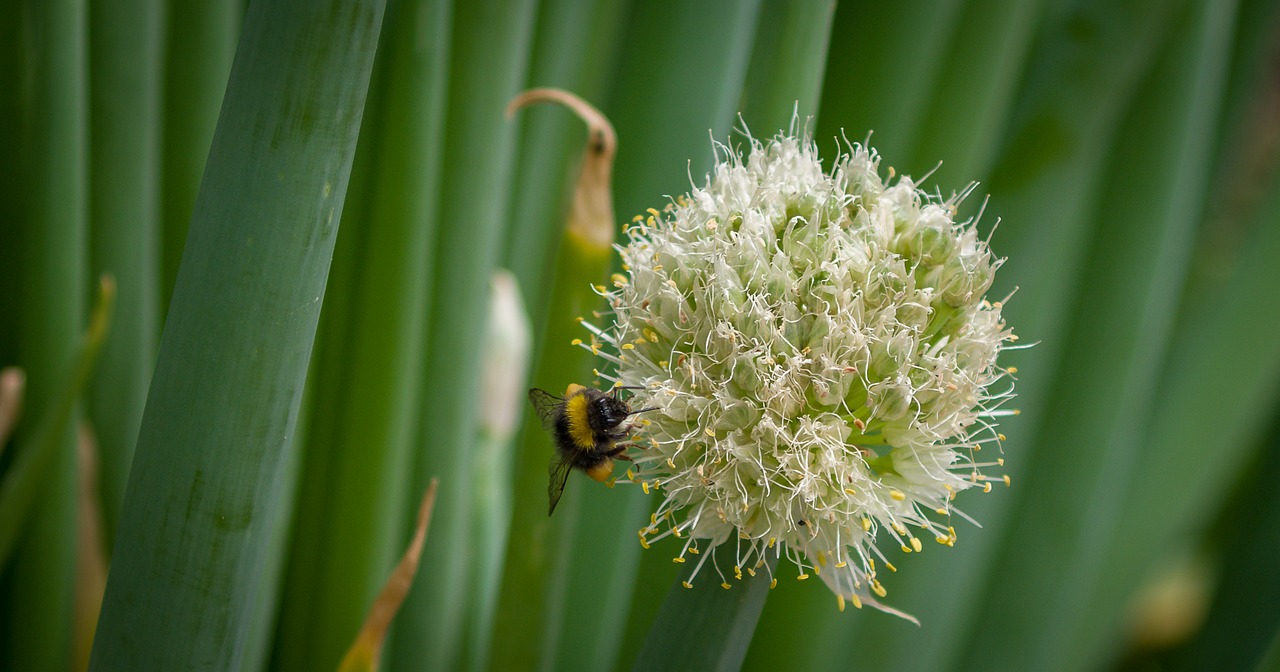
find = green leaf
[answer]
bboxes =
[4,0,88,669]
[386,2,538,670]
[159,0,240,312]
[632,555,778,672]
[272,1,450,669]
[88,1,386,668]
[958,2,1235,670]
[88,0,164,550]
[815,0,965,162]
[738,0,836,134]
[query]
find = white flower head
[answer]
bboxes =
[583,129,1017,619]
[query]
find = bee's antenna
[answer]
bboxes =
[627,407,658,416]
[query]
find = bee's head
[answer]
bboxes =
[595,394,632,428]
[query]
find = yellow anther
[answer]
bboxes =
[844,488,857,495]
[910,538,923,553]
[734,566,742,579]
[901,545,911,553]
[851,594,863,609]
[861,517,871,531]
[632,214,644,222]
[645,329,659,342]
[658,360,669,368]
[642,481,650,495]
[722,583,732,590]
[689,547,700,555]
[837,594,846,612]
[768,537,777,548]
[746,567,756,577]
[872,581,887,598]
[667,457,676,469]
[936,507,948,515]
[770,578,778,589]
[997,458,1005,466]
[612,273,628,287]
[571,338,583,346]
[593,284,605,293]
[997,433,1007,441]
[647,207,661,217]
[682,581,693,589]
[673,557,686,564]
[704,427,715,437]
[621,343,635,350]
[884,561,897,573]
[889,489,906,501]
[626,469,635,480]
[835,561,847,569]
[606,478,616,488]
[983,482,993,493]
[1007,366,1018,374]
[1004,474,1012,487]
[813,565,821,576]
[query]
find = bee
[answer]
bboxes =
[529,383,653,515]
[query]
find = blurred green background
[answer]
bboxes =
[2,0,1280,670]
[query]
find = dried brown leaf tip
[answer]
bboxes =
[507,88,617,249]
[337,479,440,672]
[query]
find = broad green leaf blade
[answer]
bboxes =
[815,0,965,162]
[272,0,450,669]
[1075,117,1280,671]
[943,1,1185,670]
[88,2,386,668]
[1024,1,1244,665]
[632,556,777,672]
[905,0,1047,186]
[159,0,240,311]
[738,0,836,134]
[387,2,537,670]
[4,1,88,669]
[963,2,1236,669]
[88,0,164,549]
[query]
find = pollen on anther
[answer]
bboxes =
[721,583,732,590]
[673,557,685,564]
[851,594,863,609]
[884,561,897,572]
[889,489,906,501]
[641,481,650,495]
[770,578,778,589]
[837,594,846,612]
[872,581,887,598]
[571,338,583,346]
[682,581,693,589]
[910,538,923,553]
[1003,474,1012,487]
[797,573,810,581]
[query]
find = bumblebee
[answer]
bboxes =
[529,383,652,515]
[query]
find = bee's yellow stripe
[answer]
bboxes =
[565,393,596,450]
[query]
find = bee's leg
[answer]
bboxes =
[605,444,637,461]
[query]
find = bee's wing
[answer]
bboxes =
[528,388,565,433]
[547,454,575,516]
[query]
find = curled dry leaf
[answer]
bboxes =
[507,88,617,248]
[337,478,440,672]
